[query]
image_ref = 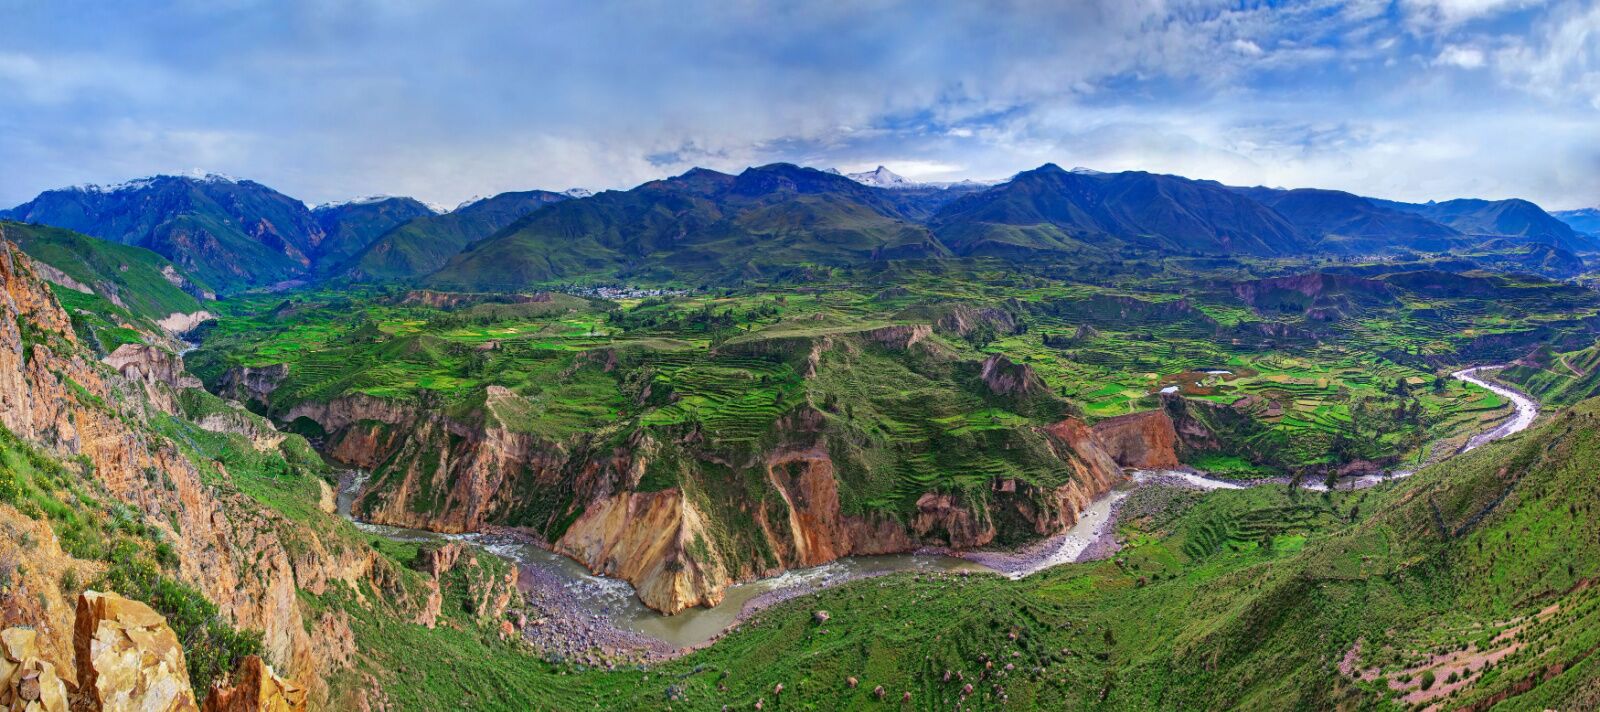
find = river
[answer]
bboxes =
[335,365,1539,650]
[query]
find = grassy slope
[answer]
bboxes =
[328,393,1600,710]
[342,191,569,282]
[568,394,1600,710]
[424,165,945,290]
[1498,341,1600,406]
[191,258,1597,477]
[20,253,1598,709]
[2,220,207,322]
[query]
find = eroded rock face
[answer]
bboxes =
[0,627,69,712]
[200,656,306,712]
[980,354,1047,397]
[410,543,520,629]
[105,344,200,391]
[103,344,203,413]
[1091,409,1181,469]
[933,305,1018,339]
[154,312,214,337]
[28,262,92,296]
[305,388,1135,615]
[215,365,289,407]
[556,489,729,615]
[862,324,932,351]
[74,591,198,712]
[0,237,368,703]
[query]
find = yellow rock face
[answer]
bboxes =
[73,591,199,712]
[200,656,306,712]
[0,627,69,712]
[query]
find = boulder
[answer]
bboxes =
[0,627,69,712]
[200,656,306,712]
[74,591,199,712]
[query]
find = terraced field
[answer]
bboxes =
[186,258,1597,501]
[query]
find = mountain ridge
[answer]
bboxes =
[9,163,1588,293]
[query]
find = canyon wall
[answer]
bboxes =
[0,234,434,708]
[1091,409,1181,469]
[275,362,1139,615]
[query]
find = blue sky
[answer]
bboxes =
[1,0,1596,209]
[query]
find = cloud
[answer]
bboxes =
[1492,1,1600,108]
[1401,0,1545,31]
[1230,39,1265,57]
[1435,45,1488,67]
[0,0,1596,210]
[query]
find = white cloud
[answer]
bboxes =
[1491,1,1600,107]
[1402,0,1545,31]
[1,0,1597,211]
[1435,45,1488,68]
[1230,39,1265,57]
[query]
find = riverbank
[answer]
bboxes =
[956,365,1542,576]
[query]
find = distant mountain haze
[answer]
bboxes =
[1553,208,1600,236]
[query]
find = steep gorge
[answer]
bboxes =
[248,334,1145,615]
[0,232,463,708]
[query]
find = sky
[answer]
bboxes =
[1,0,1597,210]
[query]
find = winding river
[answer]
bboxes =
[336,366,1540,650]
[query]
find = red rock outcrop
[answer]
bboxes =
[201,656,306,712]
[1091,409,1181,468]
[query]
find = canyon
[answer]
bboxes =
[253,342,1169,614]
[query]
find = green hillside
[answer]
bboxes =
[424,164,948,290]
[341,190,569,282]
[311,197,436,273]
[4,175,324,293]
[2,220,211,350]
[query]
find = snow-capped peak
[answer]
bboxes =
[311,195,402,211]
[453,195,489,212]
[847,165,917,189]
[66,171,240,195]
[1068,166,1104,176]
[562,188,593,199]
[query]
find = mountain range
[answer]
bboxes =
[5,164,1593,293]
[1555,207,1600,236]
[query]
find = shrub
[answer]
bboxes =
[1420,670,1436,690]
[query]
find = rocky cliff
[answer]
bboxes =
[0,234,435,708]
[1091,409,1181,469]
[75,590,201,712]
[1,591,307,712]
[284,376,1134,615]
